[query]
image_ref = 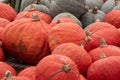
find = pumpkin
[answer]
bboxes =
[36,54,80,80]
[0,3,17,22]
[87,56,120,80]
[84,20,116,33]
[48,22,86,51]
[2,71,32,80]
[52,12,82,27]
[49,18,77,29]
[104,10,120,28]
[80,6,105,28]
[15,5,52,24]
[18,66,35,80]
[49,0,85,18]
[3,14,50,64]
[0,18,10,28]
[0,62,16,80]
[89,38,120,62]
[52,43,92,75]
[80,74,87,80]
[20,0,35,11]
[24,0,50,15]
[0,41,5,61]
[113,5,120,10]
[85,0,104,9]
[40,0,51,8]
[84,28,120,52]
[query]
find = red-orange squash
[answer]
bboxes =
[18,66,35,80]
[3,14,50,64]
[0,18,10,28]
[15,5,52,24]
[0,3,17,22]
[48,22,86,51]
[0,62,16,80]
[52,43,92,75]
[36,54,80,80]
[89,38,120,62]
[87,56,120,80]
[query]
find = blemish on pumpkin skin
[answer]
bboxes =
[18,40,27,53]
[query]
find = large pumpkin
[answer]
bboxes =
[0,18,10,28]
[49,0,85,18]
[36,54,80,80]
[15,5,52,24]
[48,22,86,51]
[18,66,35,80]
[0,62,16,80]
[0,3,17,22]
[3,14,50,64]
[87,56,120,80]
[52,43,92,75]
[89,38,120,62]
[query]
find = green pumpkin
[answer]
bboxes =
[40,0,51,8]
[53,12,82,27]
[49,0,85,18]
[20,0,35,11]
[24,1,50,15]
[81,6,106,28]
[86,0,104,9]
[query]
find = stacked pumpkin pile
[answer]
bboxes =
[0,0,120,80]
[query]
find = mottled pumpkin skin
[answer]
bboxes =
[18,66,35,80]
[3,18,50,64]
[105,10,120,26]
[0,18,10,28]
[0,3,17,22]
[85,22,116,33]
[48,22,86,51]
[89,45,120,62]
[49,18,77,28]
[85,28,120,52]
[15,10,52,24]
[36,54,80,80]
[49,0,85,18]
[52,43,92,75]
[87,56,120,80]
[0,62,16,80]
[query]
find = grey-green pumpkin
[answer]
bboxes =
[40,0,51,8]
[81,6,106,28]
[24,0,50,15]
[52,12,82,27]
[85,0,104,9]
[20,0,35,11]
[49,0,85,18]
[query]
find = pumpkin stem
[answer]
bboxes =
[85,36,92,44]
[95,18,101,22]
[35,0,40,4]
[28,4,36,11]
[63,64,71,72]
[100,38,107,48]
[100,53,107,59]
[115,0,120,6]
[84,6,89,12]
[85,30,92,36]
[92,6,98,14]
[56,20,61,24]
[32,13,40,21]
[2,71,13,80]
[80,43,85,48]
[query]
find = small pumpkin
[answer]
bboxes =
[52,43,92,75]
[87,56,120,80]
[4,14,50,64]
[0,18,10,28]
[18,66,35,80]
[15,5,52,24]
[80,6,105,28]
[48,22,86,51]
[0,62,16,80]
[49,0,85,18]
[52,12,82,27]
[24,0,50,15]
[89,38,120,62]
[36,54,80,80]
[85,0,104,9]
[0,3,17,22]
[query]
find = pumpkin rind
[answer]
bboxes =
[0,18,10,28]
